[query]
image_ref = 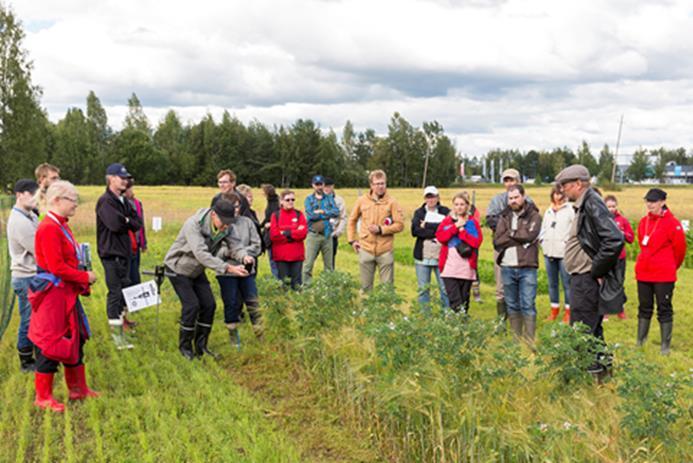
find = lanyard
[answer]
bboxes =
[12,207,36,223]
[46,212,82,262]
[644,214,661,240]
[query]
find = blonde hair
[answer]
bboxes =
[46,180,78,205]
[236,184,251,196]
[452,191,471,218]
[368,170,387,184]
[35,163,60,183]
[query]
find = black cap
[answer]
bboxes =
[324,177,335,186]
[13,179,39,194]
[212,198,236,224]
[644,188,667,202]
[106,163,132,178]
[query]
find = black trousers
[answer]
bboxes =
[101,256,131,321]
[168,271,216,328]
[569,273,604,340]
[332,237,339,265]
[276,261,302,290]
[637,281,675,323]
[442,277,473,313]
[35,340,85,374]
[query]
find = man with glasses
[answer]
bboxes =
[96,163,142,350]
[485,168,532,327]
[211,169,253,219]
[302,175,339,286]
[555,164,624,378]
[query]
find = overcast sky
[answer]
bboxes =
[13,0,693,157]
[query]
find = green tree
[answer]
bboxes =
[123,93,151,134]
[85,90,111,183]
[627,148,651,181]
[52,107,92,184]
[0,4,51,190]
[576,140,598,176]
[154,110,193,184]
[598,144,615,181]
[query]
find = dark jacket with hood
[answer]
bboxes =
[411,203,450,261]
[96,188,143,259]
[493,202,542,268]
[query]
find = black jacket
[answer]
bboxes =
[411,203,450,261]
[575,187,626,314]
[261,195,280,249]
[95,188,142,259]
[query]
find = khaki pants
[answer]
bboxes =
[303,232,334,286]
[359,250,394,292]
[493,249,505,301]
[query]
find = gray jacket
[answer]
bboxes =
[486,191,533,232]
[7,207,38,278]
[330,194,347,237]
[164,208,229,278]
[216,216,262,273]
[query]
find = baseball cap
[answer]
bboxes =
[501,168,521,181]
[106,163,132,178]
[423,186,439,197]
[311,175,325,185]
[213,198,236,224]
[13,179,39,194]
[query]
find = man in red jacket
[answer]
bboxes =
[634,188,687,355]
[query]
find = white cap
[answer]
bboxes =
[423,186,439,197]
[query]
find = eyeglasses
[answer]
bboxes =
[218,180,231,185]
[60,196,79,204]
[284,198,295,202]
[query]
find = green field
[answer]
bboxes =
[1,185,691,462]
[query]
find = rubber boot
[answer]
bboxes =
[179,325,195,360]
[65,365,100,400]
[546,307,560,321]
[34,372,65,412]
[194,322,220,360]
[110,324,134,350]
[659,321,672,355]
[562,307,571,324]
[636,318,651,347]
[523,315,536,343]
[495,300,507,333]
[472,280,482,303]
[246,299,264,339]
[507,311,524,341]
[18,346,36,373]
[227,323,241,351]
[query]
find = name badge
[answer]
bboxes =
[642,235,650,246]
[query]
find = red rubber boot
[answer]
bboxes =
[546,307,560,321]
[34,372,65,412]
[65,365,100,401]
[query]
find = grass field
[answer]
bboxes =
[1,184,691,462]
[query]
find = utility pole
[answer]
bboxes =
[611,114,624,183]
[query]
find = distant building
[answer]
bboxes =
[664,163,693,184]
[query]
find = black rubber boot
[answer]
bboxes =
[636,318,651,347]
[659,321,672,355]
[18,347,36,373]
[194,322,220,360]
[495,300,507,333]
[507,312,523,341]
[179,325,195,360]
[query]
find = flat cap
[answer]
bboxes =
[501,168,521,181]
[644,188,667,202]
[555,164,590,184]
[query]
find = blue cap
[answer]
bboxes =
[106,163,132,178]
[312,175,325,185]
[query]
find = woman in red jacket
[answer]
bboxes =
[435,192,483,315]
[634,188,687,355]
[28,181,99,412]
[604,195,635,320]
[269,190,308,290]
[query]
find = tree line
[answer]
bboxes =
[1,4,691,191]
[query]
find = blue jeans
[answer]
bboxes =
[12,277,34,351]
[268,248,279,279]
[415,263,450,312]
[501,267,538,316]
[544,256,571,307]
[216,275,259,324]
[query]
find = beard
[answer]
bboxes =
[510,202,523,211]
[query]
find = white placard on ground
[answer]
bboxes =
[152,216,162,232]
[122,280,161,313]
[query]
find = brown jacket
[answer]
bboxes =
[493,202,542,268]
[347,191,404,256]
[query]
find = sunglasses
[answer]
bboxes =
[284,198,296,202]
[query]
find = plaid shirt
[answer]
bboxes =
[304,193,339,236]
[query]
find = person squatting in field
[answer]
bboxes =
[164,197,249,360]
[435,191,483,315]
[28,181,100,412]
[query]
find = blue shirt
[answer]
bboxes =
[304,193,339,236]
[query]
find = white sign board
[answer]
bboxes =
[122,280,161,313]
[152,216,162,232]
[681,220,690,233]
